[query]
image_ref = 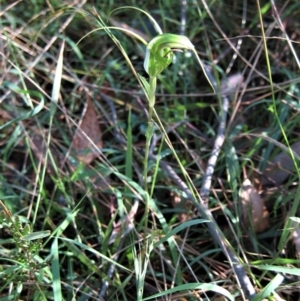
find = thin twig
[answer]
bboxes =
[200,69,244,203]
[199,68,229,205]
[226,0,247,73]
[180,0,187,35]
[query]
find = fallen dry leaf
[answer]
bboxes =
[72,96,102,164]
[239,178,270,232]
[262,141,300,186]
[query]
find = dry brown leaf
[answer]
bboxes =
[240,178,270,232]
[262,141,300,186]
[72,97,102,164]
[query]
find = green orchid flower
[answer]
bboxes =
[144,33,195,77]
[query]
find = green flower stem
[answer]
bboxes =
[143,76,156,186]
[143,76,156,229]
[148,76,157,108]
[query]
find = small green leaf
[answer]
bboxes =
[22,224,31,236]
[23,230,51,241]
[252,273,284,301]
[143,283,234,301]
[137,73,151,99]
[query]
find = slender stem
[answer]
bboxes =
[148,76,157,107]
[143,76,157,187]
[143,76,157,228]
[200,95,228,204]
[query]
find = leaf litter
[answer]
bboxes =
[71,95,103,165]
[240,178,270,233]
